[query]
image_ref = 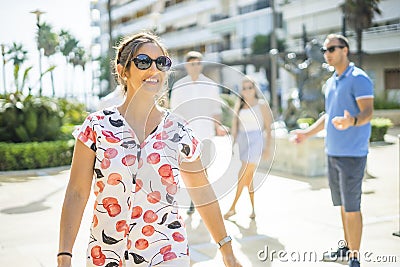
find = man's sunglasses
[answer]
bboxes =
[320,45,345,54]
[242,86,254,90]
[132,54,172,71]
[188,62,201,66]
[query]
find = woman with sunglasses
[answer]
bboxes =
[57,32,242,267]
[224,77,273,220]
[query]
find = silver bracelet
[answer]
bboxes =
[217,235,232,248]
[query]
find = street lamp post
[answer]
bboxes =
[30,9,46,96]
[270,0,279,118]
[1,44,6,94]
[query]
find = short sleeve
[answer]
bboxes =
[72,115,97,151]
[352,71,374,99]
[177,124,202,163]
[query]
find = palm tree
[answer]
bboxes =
[59,29,79,97]
[8,42,29,93]
[341,0,381,67]
[1,44,8,94]
[107,0,116,92]
[37,21,59,96]
[70,45,88,101]
[70,46,87,71]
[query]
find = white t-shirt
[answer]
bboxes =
[170,74,223,141]
[238,103,264,132]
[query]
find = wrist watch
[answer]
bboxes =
[353,116,358,126]
[217,235,232,248]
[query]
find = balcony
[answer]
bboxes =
[210,14,229,22]
[363,24,400,53]
[111,0,157,21]
[238,0,270,15]
[285,24,400,54]
[162,27,221,50]
[113,15,154,37]
[160,0,216,26]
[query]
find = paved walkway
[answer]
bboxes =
[0,130,398,266]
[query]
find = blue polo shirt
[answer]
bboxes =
[325,63,374,157]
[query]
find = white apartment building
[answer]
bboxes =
[90,0,399,100]
[280,0,400,99]
[90,0,275,94]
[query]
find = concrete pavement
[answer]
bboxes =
[0,130,398,266]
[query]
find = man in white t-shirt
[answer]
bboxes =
[170,51,227,214]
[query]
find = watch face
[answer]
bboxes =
[218,236,232,247]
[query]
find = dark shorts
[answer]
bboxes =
[327,156,367,212]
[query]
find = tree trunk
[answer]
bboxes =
[38,48,43,96]
[50,71,55,97]
[1,45,6,94]
[356,29,363,67]
[107,0,115,93]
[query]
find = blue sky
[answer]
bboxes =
[0,0,93,99]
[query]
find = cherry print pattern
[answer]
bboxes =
[72,106,200,266]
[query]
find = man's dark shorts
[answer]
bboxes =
[327,156,367,212]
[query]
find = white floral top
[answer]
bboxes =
[73,106,200,267]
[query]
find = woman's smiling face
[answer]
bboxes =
[241,80,257,100]
[126,42,168,96]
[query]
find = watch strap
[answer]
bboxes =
[217,235,232,248]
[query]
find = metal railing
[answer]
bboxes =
[364,23,400,35]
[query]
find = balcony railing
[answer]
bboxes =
[364,23,400,35]
[238,0,270,15]
[286,23,400,53]
[210,14,230,22]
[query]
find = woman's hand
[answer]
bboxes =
[262,147,270,160]
[223,254,243,267]
[57,255,72,267]
[289,130,308,144]
[221,244,242,267]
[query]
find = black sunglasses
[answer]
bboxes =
[132,54,172,71]
[242,86,254,90]
[188,62,201,66]
[320,45,345,54]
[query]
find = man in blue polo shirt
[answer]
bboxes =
[292,34,374,267]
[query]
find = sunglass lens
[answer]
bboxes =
[156,56,171,71]
[134,54,152,70]
[327,47,336,53]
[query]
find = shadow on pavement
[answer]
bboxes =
[0,186,64,214]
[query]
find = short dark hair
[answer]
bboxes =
[326,34,349,47]
[326,34,350,54]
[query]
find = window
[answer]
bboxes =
[385,69,400,90]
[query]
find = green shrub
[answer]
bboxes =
[374,96,400,110]
[57,98,87,125]
[0,93,87,143]
[370,117,393,142]
[0,93,63,142]
[0,140,74,171]
[58,125,78,140]
[220,93,237,128]
[296,117,315,127]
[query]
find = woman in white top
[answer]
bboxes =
[57,32,242,267]
[224,77,272,220]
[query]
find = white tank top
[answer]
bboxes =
[238,104,264,132]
